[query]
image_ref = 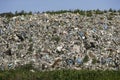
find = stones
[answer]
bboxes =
[0,11,120,71]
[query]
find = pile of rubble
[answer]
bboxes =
[0,12,120,71]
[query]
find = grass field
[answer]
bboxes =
[0,68,120,80]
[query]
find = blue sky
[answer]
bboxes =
[0,0,120,13]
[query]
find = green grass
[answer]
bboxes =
[0,68,120,80]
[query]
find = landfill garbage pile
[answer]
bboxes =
[0,12,120,71]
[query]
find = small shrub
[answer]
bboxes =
[17,63,33,71]
[92,58,97,64]
[51,35,60,43]
[18,44,23,49]
[28,43,33,52]
[83,55,89,63]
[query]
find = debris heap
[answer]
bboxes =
[0,12,120,71]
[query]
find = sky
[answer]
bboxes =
[0,0,120,13]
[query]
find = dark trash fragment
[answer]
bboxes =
[16,34,24,41]
[79,31,87,40]
[66,59,74,65]
[76,58,82,65]
[90,42,96,48]
[4,49,12,56]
